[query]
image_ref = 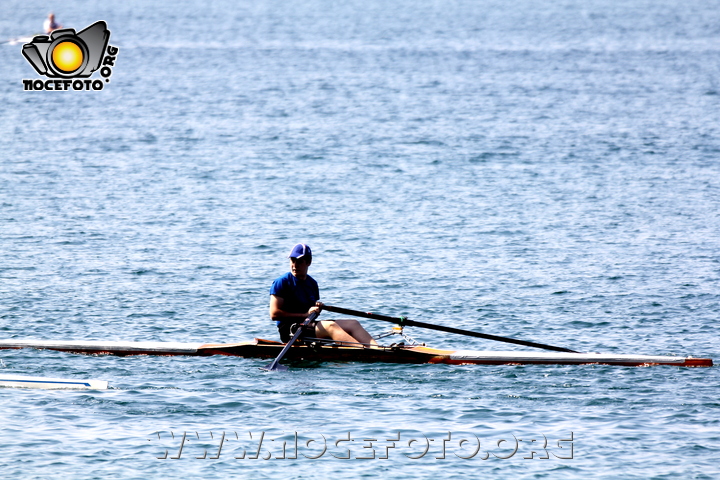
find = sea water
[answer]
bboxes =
[1,0,719,478]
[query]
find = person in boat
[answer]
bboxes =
[270,243,378,346]
[43,13,63,34]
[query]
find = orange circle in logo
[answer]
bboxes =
[51,41,84,73]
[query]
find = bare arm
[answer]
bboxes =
[269,295,321,321]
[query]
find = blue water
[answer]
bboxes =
[1,0,719,478]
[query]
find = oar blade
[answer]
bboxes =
[261,361,288,372]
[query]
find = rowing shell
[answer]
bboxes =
[0,374,108,390]
[0,339,712,367]
[2,35,38,46]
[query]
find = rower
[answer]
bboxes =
[269,243,377,346]
[43,12,63,34]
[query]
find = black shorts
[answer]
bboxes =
[277,321,318,343]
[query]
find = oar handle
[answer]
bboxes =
[323,305,577,353]
[323,305,399,323]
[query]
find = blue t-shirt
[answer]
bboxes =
[270,272,320,325]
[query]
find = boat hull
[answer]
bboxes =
[0,339,712,367]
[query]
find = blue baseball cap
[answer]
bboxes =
[288,243,312,260]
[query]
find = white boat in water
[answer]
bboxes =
[0,373,108,390]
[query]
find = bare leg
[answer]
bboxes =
[334,319,378,345]
[315,320,378,346]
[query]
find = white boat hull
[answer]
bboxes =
[0,374,108,390]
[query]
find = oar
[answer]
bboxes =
[261,309,322,371]
[323,305,578,353]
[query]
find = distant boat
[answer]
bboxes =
[0,373,108,390]
[2,34,41,46]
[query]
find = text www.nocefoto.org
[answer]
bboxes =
[149,431,574,460]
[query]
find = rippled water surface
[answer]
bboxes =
[1,0,719,478]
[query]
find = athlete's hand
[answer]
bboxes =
[307,302,324,315]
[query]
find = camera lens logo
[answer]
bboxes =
[21,20,119,91]
[52,41,85,74]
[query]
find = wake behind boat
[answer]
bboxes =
[0,338,712,367]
